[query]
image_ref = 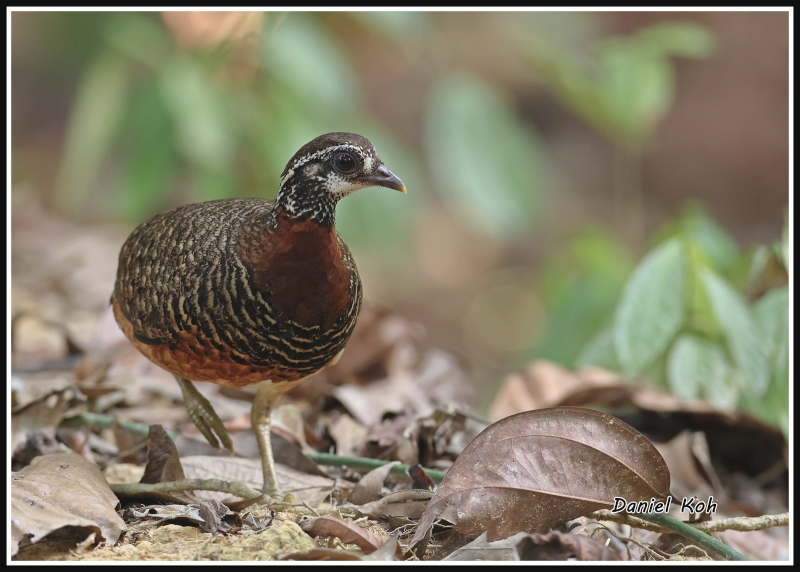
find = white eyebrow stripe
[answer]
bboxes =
[279,144,371,187]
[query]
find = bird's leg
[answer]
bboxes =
[176,376,235,456]
[252,382,283,497]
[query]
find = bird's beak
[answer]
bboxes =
[356,164,407,193]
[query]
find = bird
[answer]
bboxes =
[112,132,405,498]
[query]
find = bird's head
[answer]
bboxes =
[276,132,405,226]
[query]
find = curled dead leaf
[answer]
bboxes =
[411,407,670,548]
[300,515,390,554]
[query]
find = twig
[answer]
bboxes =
[110,478,262,500]
[684,512,788,534]
[592,510,789,534]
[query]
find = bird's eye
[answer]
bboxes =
[333,153,357,174]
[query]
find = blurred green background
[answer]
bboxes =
[10,11,789,433]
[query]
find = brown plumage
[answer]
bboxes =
[113,132,405,496]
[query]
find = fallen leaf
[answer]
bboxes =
[103,463,145,485]
[328,413,368,458]
[489,361,724,420]
[407,463,437,491]
[141,425,186,485]
[490,361,785,486]
[270,404,311,450]
[197,500,233,535]
[11,452,126,556]
[653,431,713,502]
[282,548,365,561]
[12,427,63,470]
[10,371,74,410]
[348,461,400,505]
[334,377,433,428]
[411,407,671,546]
[300,515,389,554]
[717,529,789,561]
[11,386,86,451]
[324,307,423,387]
[412,350,475,406]
[356,489,433,521]
[362,533,402,561]
[358,408,418,465]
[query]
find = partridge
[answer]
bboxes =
[113,132,405,496]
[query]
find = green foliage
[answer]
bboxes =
[261,15,360,113]
[46,12,427,271]
[613,238,686,376]
[700,268,769,398]
[573,209,789,435]
[533,229,633,367]
[526,21,714,149]
[424,73,545,241]
[53,52,130,217]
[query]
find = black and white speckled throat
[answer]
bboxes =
[276,179,338,227]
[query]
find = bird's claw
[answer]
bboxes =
[176,377,235,456]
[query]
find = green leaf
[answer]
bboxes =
[746,245,771,290]
[743,286,787,433]
[261,14,359,112]
[680,205,740,274]
[667,335,729,401]
[700,269,769,398]
[599,40,674,143]
[158,56,235,171]
[53,53,129,217]
[704,362,741,413]
[770,322,789,436]
[574,325,620,371]
[613,238,686,375]
[424,73,544,240]
[102,12,172,70]
[636,22,715,59]
[115,81,176,221]
[350,11,433,43]
[535,229,633,366]
[754,286,789,363]
[780,212,789,272]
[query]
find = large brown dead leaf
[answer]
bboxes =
[11,452,126,556]
[411,407,670,547]
[490,361,728,420]
[491,361,785,484]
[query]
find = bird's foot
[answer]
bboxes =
[176,377,235,456]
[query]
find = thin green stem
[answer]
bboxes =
[63,413,447,482]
